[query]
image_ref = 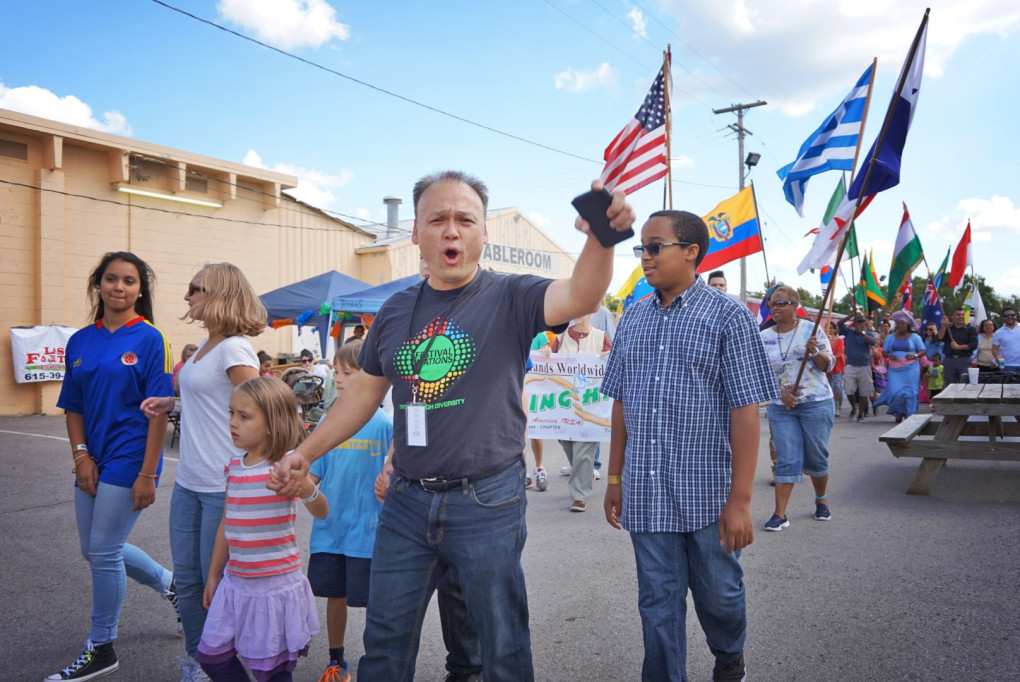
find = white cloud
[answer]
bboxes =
[671,155,695,169]
[243,148,354,209]
[554,62,619,92]
[627,8,648,39]
[924,195,1020,241]
[528,212,553,228]
[994,267,1020,292]
[353,208,373,221]
[0,80,132,135]
[658,1,1020,115]
[218,0,350,50]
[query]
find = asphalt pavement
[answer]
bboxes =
[2,406,1017,681]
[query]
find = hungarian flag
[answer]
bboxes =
[599,61,669,195]
[887,203,924,304]
[948,221,972,292]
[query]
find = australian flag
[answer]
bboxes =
[922,276,942,329]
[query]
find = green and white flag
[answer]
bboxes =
[887,203,924,303]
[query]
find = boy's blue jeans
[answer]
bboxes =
[630,522,746,682]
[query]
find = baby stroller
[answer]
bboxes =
[280,368,325,427]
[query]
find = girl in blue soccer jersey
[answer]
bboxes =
[49,252,180,682]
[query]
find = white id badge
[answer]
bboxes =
[406,403,428,446]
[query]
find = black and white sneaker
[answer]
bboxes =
[45,639,118,681]
[163,578,183,633]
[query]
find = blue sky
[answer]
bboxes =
[4,0,1020,299]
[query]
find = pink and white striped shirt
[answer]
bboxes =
[223,457,300,578]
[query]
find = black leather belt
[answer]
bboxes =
[418,476,469,492]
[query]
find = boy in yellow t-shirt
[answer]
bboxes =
[926,353,945,410]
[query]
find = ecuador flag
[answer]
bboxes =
[697,186,763,273]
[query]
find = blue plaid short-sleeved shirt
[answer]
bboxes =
[601,276,778,533]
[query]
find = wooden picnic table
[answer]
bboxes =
[879,382,1020,494]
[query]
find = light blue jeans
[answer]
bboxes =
[630,523,746,682]
[767,399,835,484]
[169,483,226,656]
[74,483,172,644]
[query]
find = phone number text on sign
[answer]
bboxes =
[10,326,77,384]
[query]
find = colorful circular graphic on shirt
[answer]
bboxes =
[121,352,138,366]
[413,335,456,382]
[394,317,477,404]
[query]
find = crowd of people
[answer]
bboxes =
[819,304,1020,427]
[50,168,1020,682]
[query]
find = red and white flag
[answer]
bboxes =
[599,62,669,195]
[948,221,972,292]
[797,192,874,274]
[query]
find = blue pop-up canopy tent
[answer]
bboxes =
[331,274,420,315]
[260,270,367,356]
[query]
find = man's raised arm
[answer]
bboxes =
[544,180,635,327]
[269,370,390,493]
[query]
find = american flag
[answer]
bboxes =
[599,63,669,195]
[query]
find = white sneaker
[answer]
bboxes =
[560,465,572,476]
[179,655,210,682]
[593,469,602,481]
[534,467,548,491]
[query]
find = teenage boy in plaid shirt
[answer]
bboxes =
[601,210,777,682]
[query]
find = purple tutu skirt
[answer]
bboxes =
[197,569,319,674]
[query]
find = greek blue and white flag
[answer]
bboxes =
[777,64,873,216]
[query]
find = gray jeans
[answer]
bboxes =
[943,356,971,384]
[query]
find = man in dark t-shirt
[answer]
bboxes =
[271,170,635,681]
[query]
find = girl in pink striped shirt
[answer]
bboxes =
[196,378,331,682]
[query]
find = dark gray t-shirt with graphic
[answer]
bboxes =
[359,268,562,480]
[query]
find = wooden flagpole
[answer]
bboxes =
[838,58,875,316]
[791,9,929,395]
[749,180,771,285]
[905,201,948,322]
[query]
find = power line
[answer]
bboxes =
[149,0,600,165]
[546,0,712,110]
[544,0,654,71]
[630,0,756,101]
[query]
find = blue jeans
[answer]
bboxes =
[74,483,172,643]
[630,524,746,682]
[170,483,226,656]
[767,399,835,484]
[437,570,482,678]
[358,460,532,682]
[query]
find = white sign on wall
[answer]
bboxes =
[482,243,557,272]
[10,325,77,383]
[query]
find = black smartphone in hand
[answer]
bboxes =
[571,189,635,248]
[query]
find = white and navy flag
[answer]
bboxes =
[599,63,669,196]
[777,64,872,216]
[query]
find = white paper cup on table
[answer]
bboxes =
[968,367,980,384]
